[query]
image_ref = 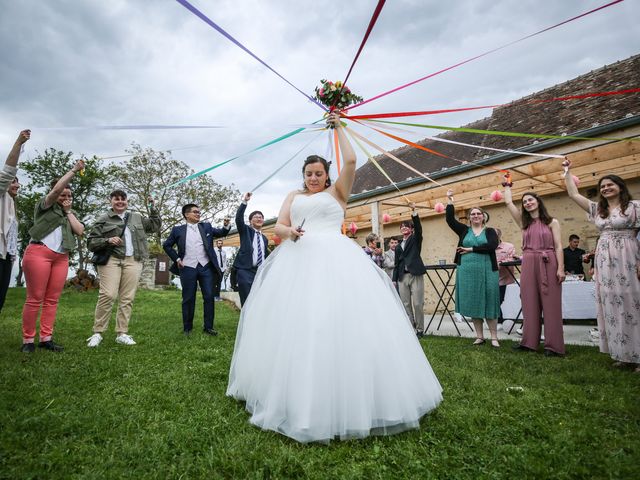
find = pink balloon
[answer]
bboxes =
[434,202,445,213]
[491,190,503,202]
[349,222,358,235]
[572,175,581,187]
[382,213,391,223]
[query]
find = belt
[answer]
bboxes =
[29,241,44,245]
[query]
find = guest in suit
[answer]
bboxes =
[393,202,427,338]
[233,192,269,306]
[382,237,399,279]
[163,204,230,335]
[213,239,227,301]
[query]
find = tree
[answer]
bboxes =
[16,149,116,280]
[111,144,240,246]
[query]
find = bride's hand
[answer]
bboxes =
[327,112,341,129]
[290,226,304,241]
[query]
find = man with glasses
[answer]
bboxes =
[233,192,269,306]
[163,204,230,335]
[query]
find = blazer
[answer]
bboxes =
[163,222,230,275]
[233,202,269,271]
[445,204,499,271]
[393,213,427,282]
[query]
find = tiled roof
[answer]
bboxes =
[352,54,640,194]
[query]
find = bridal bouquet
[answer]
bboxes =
[314,79,363,111]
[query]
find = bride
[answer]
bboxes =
[227,113,442,443]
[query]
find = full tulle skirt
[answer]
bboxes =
[227,231,442,443]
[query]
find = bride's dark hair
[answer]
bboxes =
[302,155,332,190]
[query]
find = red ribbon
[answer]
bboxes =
[349,0,624,110]
[343,0,386,86]
[347,88,640,120]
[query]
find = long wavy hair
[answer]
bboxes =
[521,192,553,229]
[301,155,332,191]
[597,174,632,219]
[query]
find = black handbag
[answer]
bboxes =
[91,213,130,266]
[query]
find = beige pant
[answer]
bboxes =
[93,256,143,334]
[398,273,425,331]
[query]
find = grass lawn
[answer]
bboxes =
[1,288,639,479]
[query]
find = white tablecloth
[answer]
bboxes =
[502,281,596,320]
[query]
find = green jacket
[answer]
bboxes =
[28,198,78,252]
[87,208,161,261]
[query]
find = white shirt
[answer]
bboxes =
[252,229,265,267]
[119,213,134,257]
[41,226,64,253]
[215,247,227,272]
[181,223,209,268]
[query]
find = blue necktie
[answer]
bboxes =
[256,234,263,267]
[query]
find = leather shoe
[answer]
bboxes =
[512,343,533,352]
[203,328,218,336]
[38,340,64,352]
[544,349,564,357]
[20,343,35,353]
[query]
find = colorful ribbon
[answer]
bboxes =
[360,121,565,159]
[174,0,325,111]
[355,120,565,188]
[347,87,640,120]
[350,0,624,110]
[369,119,640,143]
[345,126,444,187]
[251,131,324,192]
[36,124,225,131]
[164,127,309,189]
[343,0,386,86]
[346,129,410,202]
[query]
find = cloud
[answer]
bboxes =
[1,0,638,217]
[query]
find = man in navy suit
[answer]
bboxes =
[163,204,230,335]
[393,203,427,338]
[233,192,269,306]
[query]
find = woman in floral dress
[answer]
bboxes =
[564,160,640,371]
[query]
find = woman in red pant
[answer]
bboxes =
[503,177,566,356]
[20,160,85,353]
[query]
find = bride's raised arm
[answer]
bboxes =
[331,114,357,204]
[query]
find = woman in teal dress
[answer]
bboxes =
[446,189,501,347]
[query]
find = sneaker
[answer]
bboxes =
[38,340,64,352]
[516,327,523,336]
[86,333,103,348]
[116,334,136,346]
[20,343,35,353]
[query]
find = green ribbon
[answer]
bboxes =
[369,119,639,143]
[165,127,308,190]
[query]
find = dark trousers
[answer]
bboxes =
[0,255,14,313]
[498,284,507,323]
[237,267,257,306]
[213,270,222,298]
[180,264,215,331]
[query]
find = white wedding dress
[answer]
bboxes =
[227,191,442,443]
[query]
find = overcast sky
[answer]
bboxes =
[1,0,638,218]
